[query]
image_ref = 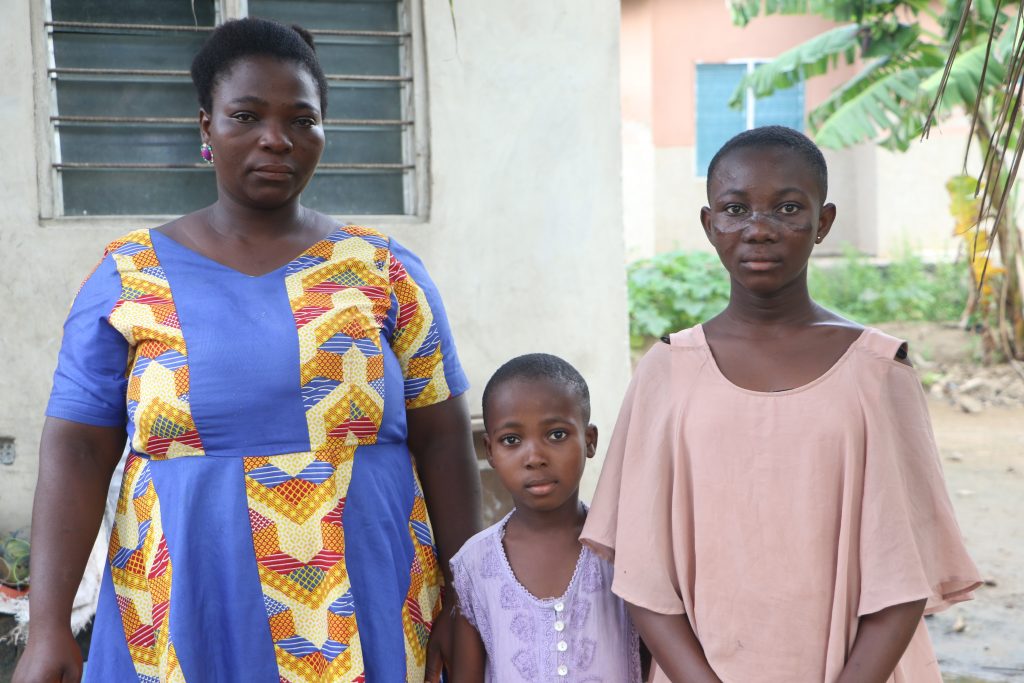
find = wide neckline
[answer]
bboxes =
[494,509,587,606]
[693,323,868,397]
[150,226,345,279]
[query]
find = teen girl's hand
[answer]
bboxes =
[12,625,83,683]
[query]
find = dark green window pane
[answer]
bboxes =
[61,169,217,216]
[302,172,405,214]
[322,126,403,164]
[51,0,215,26]
[57,124,199,164]
[56,78,200,118]
[53,30,208,71]
[327,82,402,119]
[249,0,398,32]
[315,37,402,76]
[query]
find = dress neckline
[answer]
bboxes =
[494,509,588,606]
[150,226,344,279]
[693,323,868,397]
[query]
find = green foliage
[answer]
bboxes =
[627,249,968,346]
[808,246,969,323]
[627,251,730,346]
[727,0,1018,151]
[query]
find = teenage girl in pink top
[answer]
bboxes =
[581,126,981,683]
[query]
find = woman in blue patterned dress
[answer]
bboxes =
[14,18,480,683]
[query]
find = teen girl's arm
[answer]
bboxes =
[836,598,927,683]
[407,396,483,683]
[449,610,486,683]
[13,419,126,683]
[627,603,722,683]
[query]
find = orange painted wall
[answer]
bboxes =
[638,0,861,147]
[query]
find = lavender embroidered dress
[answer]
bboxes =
[450,511,641,682]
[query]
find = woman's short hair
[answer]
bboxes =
[190,17,329,115]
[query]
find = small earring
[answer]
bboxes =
[815,235,823,243]
[200,143,215,165]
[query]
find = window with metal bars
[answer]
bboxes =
[45,0,421,217]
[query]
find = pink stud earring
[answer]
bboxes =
[200,143,215,165]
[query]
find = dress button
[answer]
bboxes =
[557,640,568,652]
[557,664,569,676]
[554,620,565,632]
[554,602,565,612]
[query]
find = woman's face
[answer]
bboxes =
[200,55,325,210]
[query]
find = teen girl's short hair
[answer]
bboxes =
[482,353,592,426]
[190,17,329,115]
[707,125,829,201]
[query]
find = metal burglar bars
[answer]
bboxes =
[46,0,417,216]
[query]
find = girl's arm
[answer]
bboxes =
[626,603,722,683]
[449,611,486,683]
[836,598,927,683]
[406,395,482,683]
[13,418,125,683]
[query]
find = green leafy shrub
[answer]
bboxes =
[627,247,968,346]
[627,250,730,346]
[808,247,968,324]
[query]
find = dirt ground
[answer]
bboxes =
[927,400,1024,681]
[870,323,1024,681]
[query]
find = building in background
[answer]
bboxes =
[0,0,630,533]
[621,0,971,261]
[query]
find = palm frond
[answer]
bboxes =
[728,0,931,27]
[813,66,938,150]
[729,24,861,107]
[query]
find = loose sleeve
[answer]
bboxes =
[857,356,982,616]
[46,254,130,427]
[386,239,469,409]
[581,345,688,615]
[449,552,480,630]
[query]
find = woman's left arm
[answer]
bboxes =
[407,394,482,682]
[836,598,927,683]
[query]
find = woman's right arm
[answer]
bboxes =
[12,418,125,683]
[627,603,722,683]
[449,611,486,683]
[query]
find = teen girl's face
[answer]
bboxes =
[200,56,325,210]
[700,146,836,295]
[484,379,597,515]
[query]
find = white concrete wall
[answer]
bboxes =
[0,0,631,533]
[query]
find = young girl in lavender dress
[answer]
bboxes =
[449,354,641,682]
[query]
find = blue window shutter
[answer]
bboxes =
[753,80,805,131]
[695,63,747,176]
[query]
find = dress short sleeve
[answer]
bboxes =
[46,254,130,427]
[856,341,982,616]
[449,552,480,630]
[581,344,688,615]
[386,239,469,409]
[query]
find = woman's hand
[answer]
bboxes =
[407,396,482,682]
[12,624,83,683]
[424,598,455,682]
[14,419,124,683]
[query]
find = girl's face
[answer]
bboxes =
[700,146,836,296]
[484,378,597,515]
[200,55,325,210]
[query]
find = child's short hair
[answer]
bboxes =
[482,353,591,427]
[707,125,828,201]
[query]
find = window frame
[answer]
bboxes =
[32,0,431,225]
[694,58,805,178]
